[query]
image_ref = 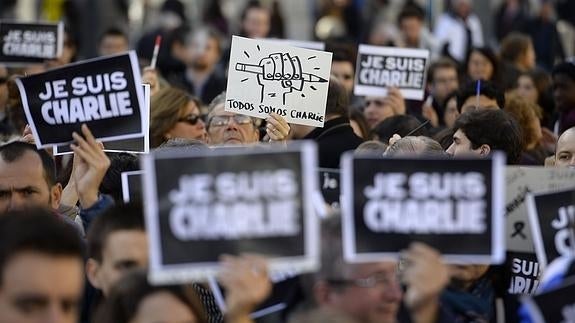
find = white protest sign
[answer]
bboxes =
[354,45,429,100]
[225,35,332,127]
[264,38,325,51]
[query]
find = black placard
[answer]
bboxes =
[121,171,143,203]
[522,277,575,323]
[15,52,145,148]
[506,251,541,295]
[318,168,340,210]
[341,153,505,264]
[142,142,320,284]
[0,21,63,64]
[527,187,575,268]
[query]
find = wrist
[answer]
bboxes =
[79,191,99,209]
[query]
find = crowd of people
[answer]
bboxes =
[0,0,575,322]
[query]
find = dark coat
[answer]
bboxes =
[303,116,364,169]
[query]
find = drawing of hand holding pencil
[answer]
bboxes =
[236,53,328,105]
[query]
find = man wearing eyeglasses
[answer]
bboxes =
[311,217,451,323]
[205,92,290,145]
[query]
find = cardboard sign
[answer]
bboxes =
[53,84,151,155]
[354,45,429,100]
[506,251,541,295]
[0,21,63,64]
[522,277,575,323]
[526,187,575,269]
[341,153,505,264]
[15,52,146,149]
[505,167,575,253]
[318,168,340,210]
[225,35,332,127]
[142,142,319,284]
[121,170,144,203]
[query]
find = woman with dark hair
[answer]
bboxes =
[150,87,207,148]
[516,69,555,129]
[465,47,500,87]
[349,109,371,140]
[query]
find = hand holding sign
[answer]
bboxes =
[219,254,272,318]
[265,112,290,142]
[401,243,449,312]
[70,124,111,209]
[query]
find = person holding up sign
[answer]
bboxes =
[206,92,290,145]
[363,88,407,130]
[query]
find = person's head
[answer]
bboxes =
[86,203,147,296]
[0,208,84,323]
[240,0,271,39]
[503,94,543,150]
[330,47,356,95]
[500,32,536,71]
[397,3,425,46]
[186,28,222,71]
[0,141,61,213]
[95,270,207,323]
[355,140,387,155]
[98,27,129,56]
[363,96,395,129]
[466,47,498,82]
[313,217,402,323]
[451,0,472,18]
[447,109,522,164]
[151,87,207,148]
[555,127,575,167]
[516,73,538,104]
[372,115,425,144]
[349,109,370,140]
[206,92,259,145]
[99,153,140,203]
[552,60,575,112]
[456,80,505,113]
[385,136,444,157]
[442,91,460,128]
[427,58,459,104]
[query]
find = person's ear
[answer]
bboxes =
[86,258,103,290]
[50,183,62,210]
[479,144,491,156]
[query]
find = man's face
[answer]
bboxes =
[399,17,422,45]
[553,74,575,112]
[363,96,395,129]
[242,8,270,39]
[460,95,499,114]
[207,105,259,145]
[331,61,355,95]
[327,262,402,323]
[446,129,482,157]
[555,129,575,167]
[443,97,459,128]
[189,36,220,71]
[88,230,148,296]
[0,251,83,323]
[0,151,60,213]
[98,35,129,57]
[431,67,458,103]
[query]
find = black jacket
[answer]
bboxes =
[303,116,364,169]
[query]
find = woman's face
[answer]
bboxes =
[165,101,207,143]
[517,75,538,103]
[130,291,197,323]
[443,97,459,129]
[467,51,494,81]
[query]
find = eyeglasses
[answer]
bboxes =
[327,271,398,289]
[209,114,253,127]
[178,114,202,126]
